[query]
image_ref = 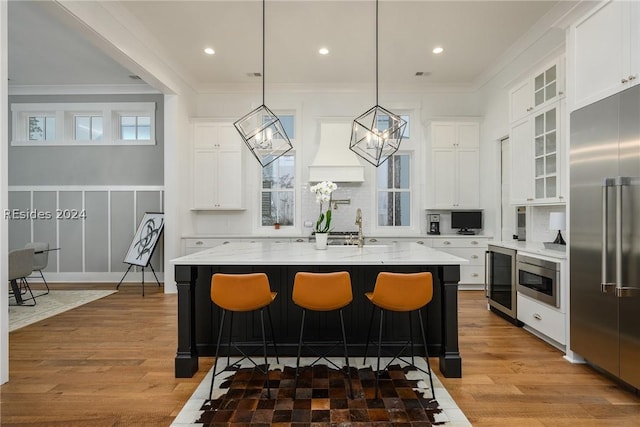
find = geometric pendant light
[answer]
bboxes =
[234,0,293,167]
[350,0,407,167]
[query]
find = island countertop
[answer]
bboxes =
[171,241,468,266]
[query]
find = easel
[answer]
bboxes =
[116,212,164,297]
[116,261,161,297]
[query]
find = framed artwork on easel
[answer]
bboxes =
[124,212,164,267]
[117,212,164,296]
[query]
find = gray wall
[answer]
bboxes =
[8,94,164,185]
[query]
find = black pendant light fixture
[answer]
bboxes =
[350,0,407,167]
[234,0,293,168]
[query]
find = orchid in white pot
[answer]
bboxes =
[310,181,338,233]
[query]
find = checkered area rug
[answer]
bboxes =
[171,357,471,427]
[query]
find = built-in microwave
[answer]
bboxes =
[516,254,560,308]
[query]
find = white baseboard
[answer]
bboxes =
[27,272,165,283]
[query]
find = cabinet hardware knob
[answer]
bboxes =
[444,241,451,245]
[295,238,304,242]
[630,75,637,81]
[471,241,478,245]
[196,241,203,245]
[369,238,378,242]
[417,241,424,244]
[527,198,534,201]
[533,313,542,320]
[471,255,478,259]
[559,91,564,95]
[472,273,479,277]
[622,78,629,83]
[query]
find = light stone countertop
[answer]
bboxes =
[488,240,567,259]
[171,241,468,266]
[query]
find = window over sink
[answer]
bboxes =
[261,153,295,227]
[377,153,411,227]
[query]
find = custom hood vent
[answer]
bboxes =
[308,121,365,183]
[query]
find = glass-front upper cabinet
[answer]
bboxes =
[533,105,560,200]
[534,64,558,108]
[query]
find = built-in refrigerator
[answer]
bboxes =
[570,84,640,390]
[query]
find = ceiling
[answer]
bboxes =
[8,1,571,92]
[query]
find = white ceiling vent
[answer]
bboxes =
[309,120,365,183]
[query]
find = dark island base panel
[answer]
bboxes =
[175,264,462,379]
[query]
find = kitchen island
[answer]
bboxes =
[172,241,466,379]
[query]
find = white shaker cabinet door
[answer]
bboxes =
[509,118,534,204]
[572,0,635,110]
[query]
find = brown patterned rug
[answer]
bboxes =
[196,362,445,426]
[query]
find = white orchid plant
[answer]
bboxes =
[310,180,338,233]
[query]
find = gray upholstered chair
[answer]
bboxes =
[25,242,50,295]
[9,248,36,306]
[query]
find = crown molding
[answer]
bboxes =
[8,84,161,96]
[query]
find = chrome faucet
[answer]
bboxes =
[355,208,364,248]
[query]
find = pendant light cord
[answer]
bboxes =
[262,0,266,105]
[375,0,379,106]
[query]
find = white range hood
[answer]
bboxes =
[308,121,365,183]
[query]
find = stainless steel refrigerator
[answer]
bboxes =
[570,84,640,390]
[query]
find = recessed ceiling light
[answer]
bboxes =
[432,46,444,54]
[318,47,329,55]
[204,47,215,55]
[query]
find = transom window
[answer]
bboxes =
[121,115,151,140]
[11,102,155,146]
[261,154,295,226]
[28,116,56,141]
[377,153,411,226]
[74,115,103,141]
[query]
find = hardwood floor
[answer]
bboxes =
[2,284,639,426]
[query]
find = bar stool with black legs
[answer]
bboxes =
[208,273,279,400]
[292,271,353,398]
[363,271,435,400]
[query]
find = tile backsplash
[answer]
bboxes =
[529,205,566,243]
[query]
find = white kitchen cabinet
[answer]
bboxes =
[192,121,244,210]
[509,102,564,205]
[429,121,480,209]
[517,293,566,346]
[510,57,564,123]
[429,236,489,286]
[571,0,640,110]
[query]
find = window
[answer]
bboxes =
[28,116,56,141]
[120,115,151,140]
[261,154,295,226]
[377,153,411,226]
[74,115,103,141]
[376,114,410,139]
[11,102,155,146]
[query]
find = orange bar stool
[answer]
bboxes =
[292,271,353,398]
[208,272,279,400]
[363,271,435,399]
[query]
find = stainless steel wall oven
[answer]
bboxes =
[516,254,560,308]
[485,245,518,323]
